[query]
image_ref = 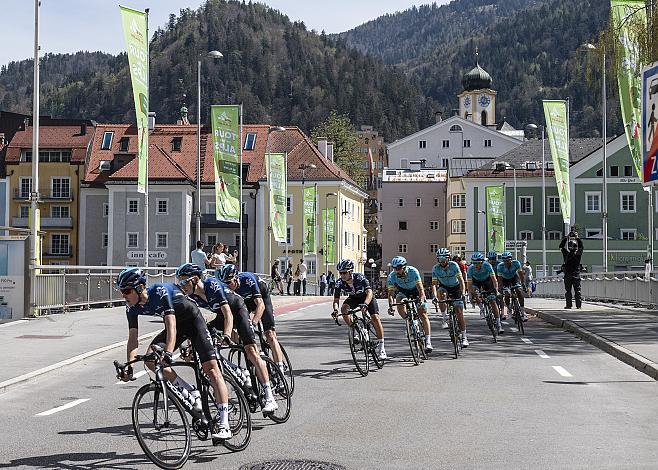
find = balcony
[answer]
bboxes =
[200,213,248,228]
[12,189,74,201]
[12,217,73,228]
[43,245,73,258]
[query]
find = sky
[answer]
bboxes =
[0,0,451,66]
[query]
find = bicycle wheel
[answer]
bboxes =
[132,382,191,470]
[262,356,292,423]
[483,305,497,343]
[367,319,384,369]
[514,300,525,335]
[214,375,252,452]
[348,323,369,376]
[416,316,428,360]
[405,316,421,365]
[449,313,459,359]
[278,343,295,396]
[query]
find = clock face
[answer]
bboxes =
[478,94,491,108]
[463,96,471,108]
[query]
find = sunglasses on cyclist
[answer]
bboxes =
[473,261,483,265]
[120,287,134,295]
[339,271,350,275]
[394,265,404,271]
[178,277,195,286]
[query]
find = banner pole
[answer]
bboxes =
[239,104,243,271]
[314,183,318,293]
[144,8,149,268]
[285,153,289,273]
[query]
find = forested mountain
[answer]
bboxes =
[340,0,620,137]
[0,0,434,141]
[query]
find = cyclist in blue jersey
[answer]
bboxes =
[117,268,231,440]
[496,252,528,321]
[387,256,432,353]
[431,248,468,347]
[218,265,286,375]
[467,252,503,334]
[332,259,387,360]
[487,251,505,318]
[176,263,278,414]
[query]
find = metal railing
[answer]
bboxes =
[535,271,658,307]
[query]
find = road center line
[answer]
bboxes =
[552,366,573,377]
[36,398,90,417]
[521,337,533,344]
[534,349,550,358]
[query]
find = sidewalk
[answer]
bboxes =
[525,297,658,380]
[0,295,330,392]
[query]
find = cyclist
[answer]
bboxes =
[467,252,503,334]
[175,263,278,414]
[487,251,505,318]
[217,264,287,376]
[431,248,468,348]
[386,256,433,353]
[117,268,231,440]
[496,251,528,321]
[331,259,387,360]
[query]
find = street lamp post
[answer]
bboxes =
[196,50,223,244]
[477,210,487,252]
[265,126,287,273]
[526,123,547,277]
[29,0,40,316]
[325,192,338,278]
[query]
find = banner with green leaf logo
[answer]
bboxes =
[210,105,241,223]
[485,185,505,253]
[322,207,335,264]
[543,100,571,225]
[119,5,149,194]
[303,185,316,254]
[267,153,287,242]
[611,0,645,179]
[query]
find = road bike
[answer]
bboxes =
[391,297,427,365]
[473,288,498,343]
[433,298,462,359]
[333,304,384,376]
[113,344,251,469]
[502,287,525,335]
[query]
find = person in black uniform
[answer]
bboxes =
[559,231,584,309]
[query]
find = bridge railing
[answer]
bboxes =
[534,271,658,307]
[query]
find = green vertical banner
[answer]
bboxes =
[210,105,241,223]
[543,100,571,225]
[119,5,149,193]
[303,186,316,254]
[267,153,287,242]
[485,186,505,253]
[612,0,646,179]
[322,208,336,264]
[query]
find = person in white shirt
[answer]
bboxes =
[298,259,308,295]
[190,241,210,269]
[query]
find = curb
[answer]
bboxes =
[526,307,658,381]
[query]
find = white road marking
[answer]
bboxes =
[509,327,518,332]
[552,366,573,377]
[0,320,29,329]
[534,349,550,359]
[502,321,510,326]
[521,337,533,344]
[36,398,89,417]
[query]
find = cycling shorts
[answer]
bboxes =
[438,284,464,307]
[244,281,276,332]
[501,275,522,290]
[150,312,216,364]
[344,294,380,316]
[208,291,256,346]
[395,291,427,311]
[472,278,497,300]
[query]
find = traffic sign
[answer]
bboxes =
[505,241,527,249]
[641,62,658,184]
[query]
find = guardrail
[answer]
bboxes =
[535,271,658,307]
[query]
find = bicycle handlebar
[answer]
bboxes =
[332,304,368,325]
[113,350,158,380]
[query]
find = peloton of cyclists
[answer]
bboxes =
[431,248,469,348]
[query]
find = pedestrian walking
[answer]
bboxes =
[560,232,584,309]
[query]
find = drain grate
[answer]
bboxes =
[240,460,346,470]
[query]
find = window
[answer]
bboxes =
[449,125,462,132]
[398,198,404,207]
[451,194,466,208]
[19,206,29,218]
[400,158,409,169]
[19,177,32,198]
[286,226,293,245]
[398,221,408,230]
[419,140,427,149]
[127,198,139,214]
[585,192,601,213]
[51,177,70,199]
[620,191,636,213]
[585,229,602,239]
[434,198,439,207]
[481,111,488,125]
[610,165,619,177]
[442,140,450,148]
[50,234,70,254]
[207,234,217,247]
[621,229,636,240]
[451,245,466,257]
[103,203,109,217]
[22,149,72,162]
[156,198,168,215]
[624,165,633,177]
[244,133,257,150]
[596,167,603,177]
[51,206,69,218]
[547,231,562,240]
[171,137,182,152]
[344,231,349,247]
[547,196,560,214]
[119,137,130,152]
[286,195,293,213]
[399,244,408,253]
[416,198,422,207]
[156,232,168,248]
[126,232,139,248]
[101,131,113,150]
[305,258,317,276]
[519,196,533,215]
[519,231,534,240]
[463,139,471,148]
[430,243,439,253]
[484,139,492,148]
[451,219,466,234]
[102,233,108,248]
[206,201,216,215]
[430,221,439,231]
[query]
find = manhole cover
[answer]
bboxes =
[16,335,70,339]
[239,460,346,470]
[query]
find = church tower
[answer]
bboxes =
[458,49,496,127]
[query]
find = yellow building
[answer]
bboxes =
[6,123,93,265]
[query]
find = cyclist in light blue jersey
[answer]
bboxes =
[467,252,503,334]
[431,248,468,347]
[487,251,505,318]
[496,252,528,321]
[386,256,432,353]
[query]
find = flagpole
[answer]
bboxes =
[29,0,40,316]
[239,103,243,271]
[285,153,289,272]
[143,8,150,268]
[314,183,318,294]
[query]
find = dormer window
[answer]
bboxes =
[101,131,113,150]
[449,124,463,132]
[244,133,257,150]
[172,137,182,152]
[119,137,129,152]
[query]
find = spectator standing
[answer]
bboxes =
[523,261,533,297]
[559,232,584,309]
[298,259,308,295]
[210,243,224,269]
[222,243,238,265]
[327,270,336,295]
[319,272,327,296]
[285,265,293,295]
[293,263,301,296]
[190,241,210,269]
[270,260,284,295]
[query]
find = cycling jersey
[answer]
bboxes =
[467,262,495,282]
[334,272,371,298]
[489,260,501,275]
[387,266,423,295]
[234,272,263,301]
[126,283,194,329]
[192,277,230,311]
[497,260,522,280]
[432,261,462,288]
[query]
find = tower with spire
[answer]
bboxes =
[458,48,497,127]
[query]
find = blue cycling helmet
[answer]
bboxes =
[176,263,203,279]
[471,252,485,262]
[436,248,450,260]
[501,251,513,260]
[117,267,146,289]
[217,264,239,282]
[391,256,407,268]
[336,259,354,272]
[487,251,498,260]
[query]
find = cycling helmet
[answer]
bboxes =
[501,251,513,260]
[487,251,498,260]
[436,248,450,259]
[176,263,203,279]
[117,267,146,289]
[336,259,354,272]
[567,240,578,251]
[391,256,407,268]
[471,252,485,262]
[217,263,239,282]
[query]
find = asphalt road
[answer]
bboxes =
[1,300,656,469]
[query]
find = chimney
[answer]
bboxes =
[434,111,443,123]
[80,123,87,135]
[317,138,328,158]
[148,112,156,130]
[326,142,334,162]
